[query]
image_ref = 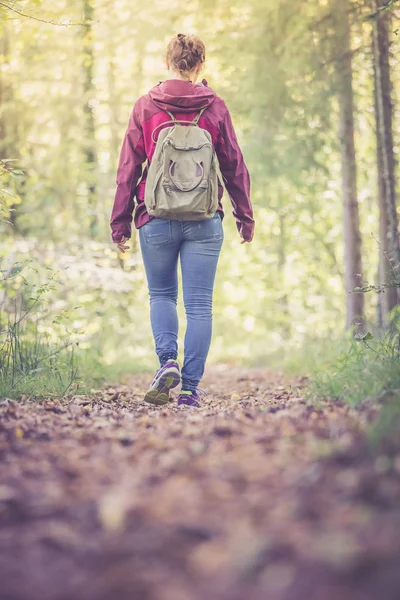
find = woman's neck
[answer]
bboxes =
[167,70,198,84]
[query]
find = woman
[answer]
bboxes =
[110,34,254,407]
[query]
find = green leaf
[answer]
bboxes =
[10,266,24,277]
[355,332,373,342]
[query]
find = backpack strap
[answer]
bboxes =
[166,107,207,125]
[151,107,207,144]
[166,111,176,121]
[151,119,197,144]
[192,107,207,125]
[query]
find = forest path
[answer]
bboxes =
[1,367,400,600]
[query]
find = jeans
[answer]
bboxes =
[139,213,224,391]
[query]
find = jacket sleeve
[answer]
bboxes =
[215,104,255,242]
[110,104,146,242]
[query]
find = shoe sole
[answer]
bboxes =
[143,368,181,405]
[178,400,200,407]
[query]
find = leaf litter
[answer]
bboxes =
[0,366,399,600]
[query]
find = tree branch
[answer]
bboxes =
[365,0,399,20]
[0,1,84,26]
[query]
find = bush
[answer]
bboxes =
[308,317,400,406]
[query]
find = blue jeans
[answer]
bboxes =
[139,213,224,391]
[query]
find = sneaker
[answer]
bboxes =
[143,360,181,405]
[177,388,206,408]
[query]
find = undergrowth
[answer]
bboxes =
[310,318,400,405]
[309,335,400,405]
[307,319,400,442]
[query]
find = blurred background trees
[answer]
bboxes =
[0,0,399,387]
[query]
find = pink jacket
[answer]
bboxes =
[110,79,254,242]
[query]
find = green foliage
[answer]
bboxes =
[0,261,81,398]
[309,323,400,405]
[0,159,22,228]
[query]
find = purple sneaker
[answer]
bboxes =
[144,360,181,405]
[177,389,206,408]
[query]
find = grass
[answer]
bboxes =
[304,328,400,446]
[308,334,400,405]
[0,340,153,399]
[0,324,80,399]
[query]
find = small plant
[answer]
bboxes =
[0,263,81,398]
[0,159,23,228]
[309,294,400,419]
[309,333,400,405]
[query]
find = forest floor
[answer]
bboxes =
[1,366,400,600]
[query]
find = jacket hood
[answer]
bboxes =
[148,79,217,113]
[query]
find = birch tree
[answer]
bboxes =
[372,0,399,317]
[81,0,98,237]
[334,0,365,332]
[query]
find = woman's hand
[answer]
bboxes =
[114,235,130,253]
[238,222,254,244]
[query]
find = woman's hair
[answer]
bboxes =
[166,34,205,76]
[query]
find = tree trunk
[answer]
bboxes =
[277,212,290,338]
[82,0,98,238]
[375,64,398,322]
[334,0,365,333]
[0,25,18,230]
[107,55,121,160]
[372,1,399,313]
[0,26,7,150]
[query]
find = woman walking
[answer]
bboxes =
[110,34,254,407]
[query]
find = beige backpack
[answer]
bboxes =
[144,108,219,221]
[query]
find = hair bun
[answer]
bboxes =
[166,34,206,76]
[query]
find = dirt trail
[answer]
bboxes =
[1,366,400,600]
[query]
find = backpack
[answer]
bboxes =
[144,108,219,221]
